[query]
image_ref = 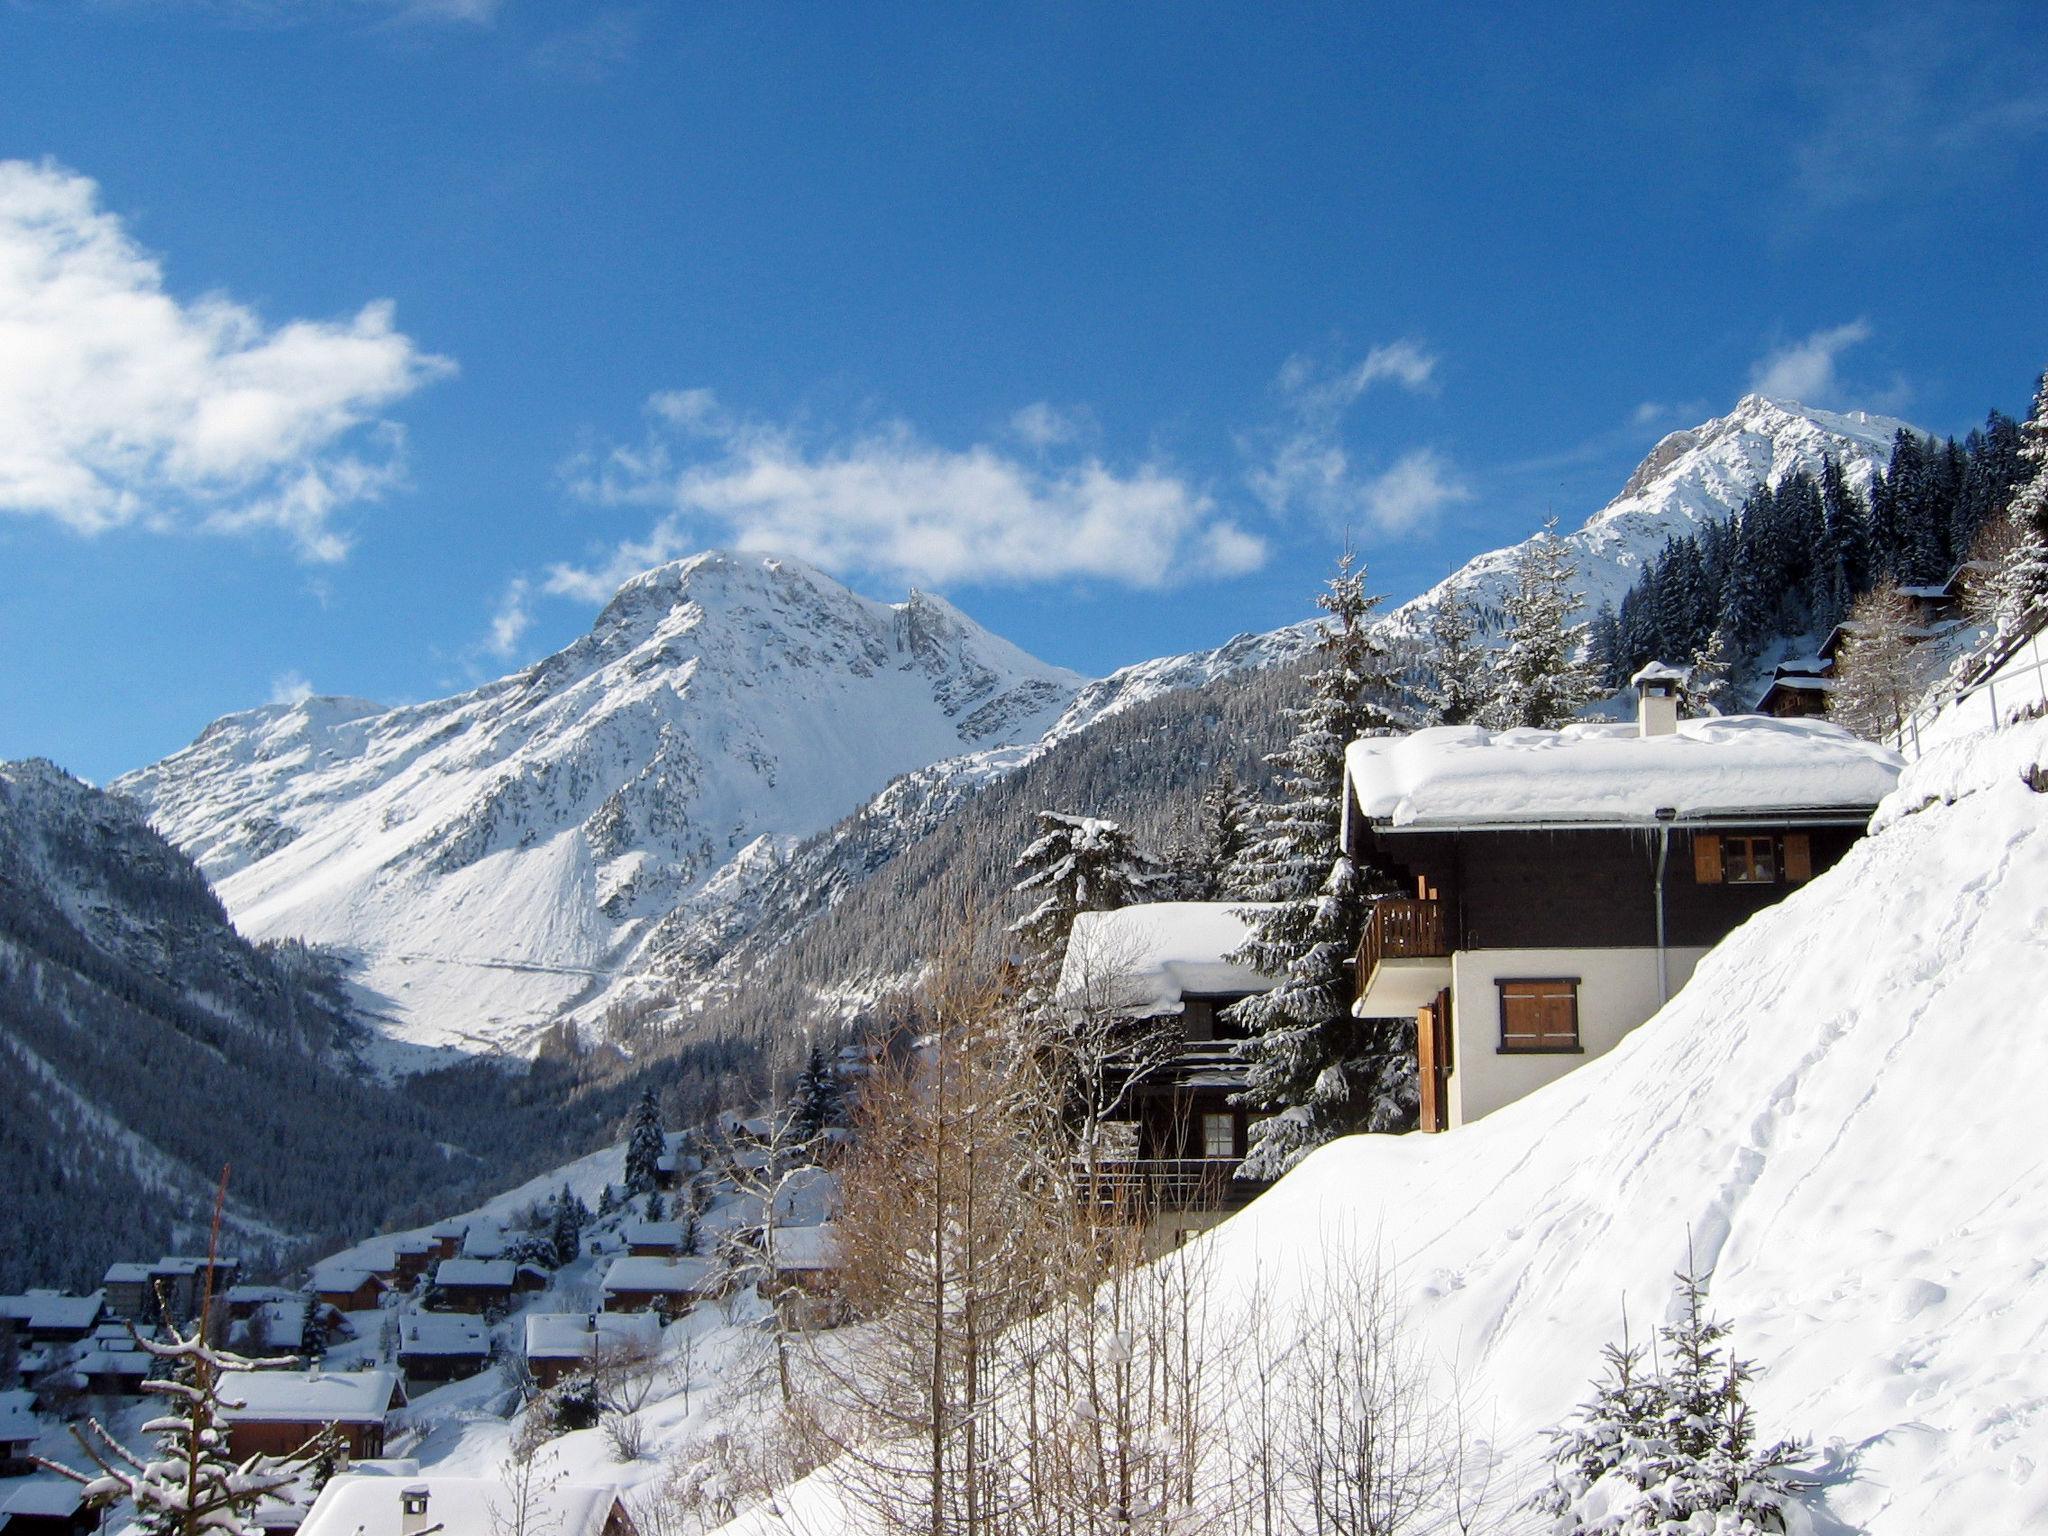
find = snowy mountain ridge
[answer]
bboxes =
[113,551,1086,1067]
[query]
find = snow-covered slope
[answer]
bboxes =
[1388,394,1910,637]
[114,552,1085,1065]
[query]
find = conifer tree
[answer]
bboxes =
[1682,625,1734,715]
[1991,369,2048,643]
[1478,519,1601,729]
[789,1042,844,1145]
[1228,554,1411,1177]
[622,1088,666,1198]
[1419,580,1492,724]
[549,1184,587,1267]
[1008,811,1162,965]
[1199,766,1255,899]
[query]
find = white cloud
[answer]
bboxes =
[1359,449,1470,535]
[269,671,315,706]
[1008,401,1090,449]
[549,392,1265,597]
[483,576,534,659]
[1749,320,1873,406]
[1632,401,1669,426]
[1247,341,1457,534]
[0,159,452,561]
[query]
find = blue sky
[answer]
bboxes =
[2,1,2044,781]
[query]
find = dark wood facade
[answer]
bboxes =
[1345,822,1866,962]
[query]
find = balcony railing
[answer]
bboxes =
[1070,1158,1264,1216]
[1355,897,1448,1000]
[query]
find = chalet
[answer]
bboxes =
[770,1166,841,1228]
[428,1260,517,1314]
[1342,676,1902,1133]
[217,1369,405,1461]
[620,1221,688,1258]
[69,1329,151,1397]
[224,1285,298,1322]
[101,1258,239,1326]
[395,1314,491,1386]
[1753,655,1833,720]
[0,1391,37,1476]
[0,1295,102,1346]
[0,1480,100,1536]
[227,1296,317,1359]
[308,1265,390,1315]
[389,1237,441,1287]
[598,1257,714,1317]
[763,1225,841,1329]
[1054,901,1282,1231]
[299,1471,638,1536]
[652,1134,702,1193]
[520,1312,662,1390]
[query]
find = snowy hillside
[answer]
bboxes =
[114,552,1085,1066]
[1387,394,1910,637]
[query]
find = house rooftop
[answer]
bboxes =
[217,1368,402,1425]
[772,1224,840,1274]
[600,1257,714,1295]
[299,1473,626,1536]
[434,1259,515,1289]
[397,1314,489,1356]
[1344,717,1903,834]
[1056,901,1282,1019]
[522,1311,662,1361]
[0,1292,103,1332]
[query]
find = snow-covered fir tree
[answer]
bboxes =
[1155,800,1212,901]
[40,1302,316,1536]
[622,1088,666,1198]
[1682,626,1734,716]
[1989,369,2048,643]
[1479,518,1601,729]
[1419,579,1492,725]
[1533,1263,1809,1535]
[1008,811,1162,965]
[1228,554,1413,1178]
[789,1042,844,1145]
[549,1184,588,1267]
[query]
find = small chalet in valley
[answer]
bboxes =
[1054,902,1282,1234]
[1342,673,1903,1133]
[308,1264,389,1315]
[521,1312,663,1389]
[0,1295,101,1348]
[0,1391,38,1476]
[1753,655,1833,719]
[217,1369,406,1461]
[621,1221,689,1258]
[395,1314,491,1385]
[428,1260,517,1314]
[764,1225,842,1328]
[599,1257,715,1317]
[101,1258,239,1326]
[299,1470,638,1536]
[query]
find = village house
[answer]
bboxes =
[520,1312,662,1390]
[395,1314,491,1386]
[67,1326,151,1398]
[1753,655,1834,719]
[101,1258,239,1326]
[0,1295,102,1348]
[388,1237,441,1288]
[1342,674,1903,1133]
[307,1264,390,1316]
[227,1296,319,1359]
[298,1469,638,1536]
[620,1220,689,1258]
[763,1224,842,1329]
[0,1480,100,1536]
[653,1133,703,1193]
[0,1391,37,1477]
[217,1368,405,1462]
[1054,900,1282,1234]
[598,1257,715,1317]
[426,1260,518,1315]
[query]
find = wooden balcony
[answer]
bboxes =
[1070,1158,1265,1216]
[1353,897,1452,1013]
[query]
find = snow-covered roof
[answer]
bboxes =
[218,1368,402,1425]
[522,1311,662,1361]
[308,1263,384,1294]
[300,1473,626,1536]
[1629,661,1689,686]
[773,1223,840,1274]
[600,1257,714,1296]
[0,1388,38,1443]
[1056,902,1282,1019]
[1343,718,1902,833]
[0,1480,86,1520]
[621,1220,686,1248]
[0,1291,102,1332]
[397,1313,489,1357]
[771,1166,841,1227]
[434,1259,515,1289]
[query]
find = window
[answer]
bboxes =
[1498,978,1580,1052]
[1200,1112,1236,1159]
[1723,834,1777,884]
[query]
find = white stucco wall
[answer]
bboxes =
[1446,946,1711,1127]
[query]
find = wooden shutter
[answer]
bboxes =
[1782,832,1812,882]
[1692,832,1723,884]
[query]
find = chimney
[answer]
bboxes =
[400,1487,432,1536]
[1632,663,1683,738]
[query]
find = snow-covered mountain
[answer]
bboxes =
[114,552,1086,1066]
[1386,393,1911,637]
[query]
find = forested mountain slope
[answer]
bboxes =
[0,760,497,1289]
